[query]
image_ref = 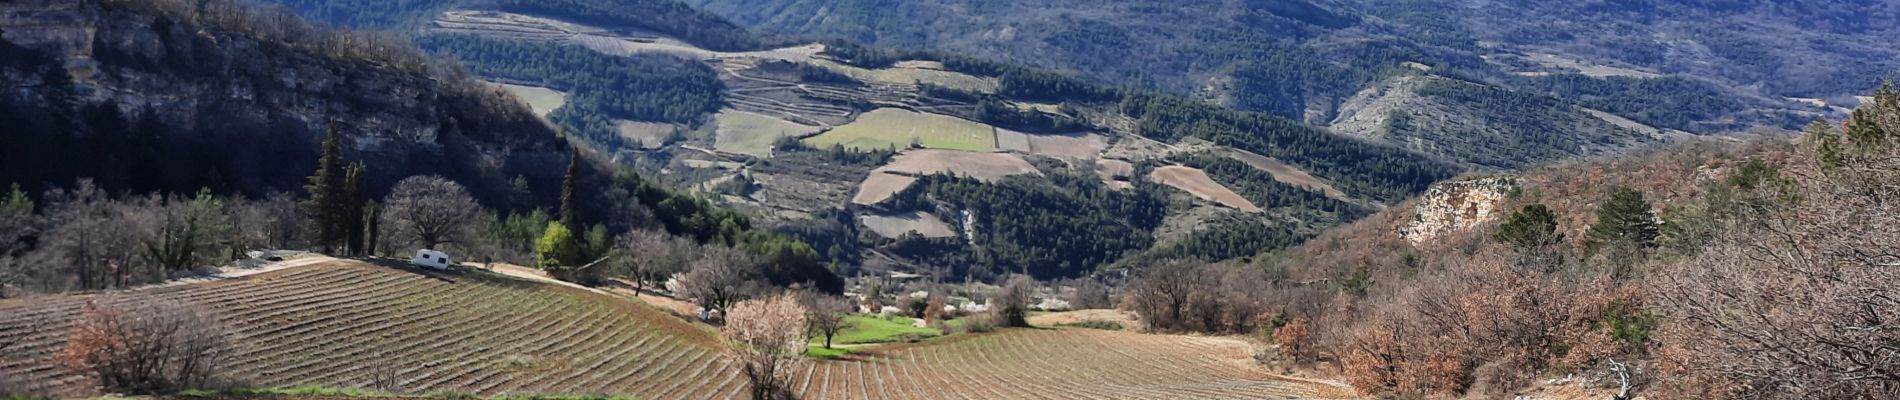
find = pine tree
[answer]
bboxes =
[560,145,580,230]
[1586,187,1659,278]
[1588,187,1659,249]
[303,122,348,253]
[1495,204,1562,249]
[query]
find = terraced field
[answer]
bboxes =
[0,260,1352,399]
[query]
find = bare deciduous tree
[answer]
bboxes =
[616,229,697,294]
[723,292,809,400]
[802,293,854,349]
[678,248,762,313]
[382,175,479,251]
[1068,278,1114,310]
[996,275,1036,327]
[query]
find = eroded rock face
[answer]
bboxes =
[1398,176,1517,246]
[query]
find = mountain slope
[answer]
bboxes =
[683,0,1891,131]
[0,0,567,208]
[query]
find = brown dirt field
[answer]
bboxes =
[1026,309,1138,328]
[0,259,737,398]
[1094,159,1135,190]
[851,172,919,205]
[798,328,1357,399]
[1226,149,1349,201]
[873,149,1040,182]
[859,211,958,239]
[1,261,1358,399]
[1024,132,1109,159]
[1150,165,1263,212]
[615,119,676,149]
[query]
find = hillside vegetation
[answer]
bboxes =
[1122,88,1900,398]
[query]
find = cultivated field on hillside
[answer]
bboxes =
[1225,149,1347,200]
[0,261,1351,399]
[1150,165,1262,212]
[859,211,958,239]
[852,172,921,205]
[0,260,744,398]
[804,109,997,152]
[794,328,1354,399]
[874,150,1039,181]
[494,83,567,117]
[616,120,677,149]
[714,109,822,156]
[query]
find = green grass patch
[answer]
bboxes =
[825,315,943,344]
[804,108,997,152]
[805,344,854,359]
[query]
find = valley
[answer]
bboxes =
[4,0,1897,398]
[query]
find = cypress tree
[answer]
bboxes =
[363,202,381,256]
[342,162,367,256]
[560,145,580,230]
[303,121,347,253]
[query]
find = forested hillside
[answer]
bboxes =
[0,0,836,296]
[685,0,1890,131]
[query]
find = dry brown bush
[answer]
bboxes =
[1648,92,1900,398]
[56,295,231,394]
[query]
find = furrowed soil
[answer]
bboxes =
[0,260,1352,399]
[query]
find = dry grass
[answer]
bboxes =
[874,149,1039,182]
[851,172,919,205]
[493,83,566,118]
[858,211,957,239]
[714,109,821,157]
[1149,165,1262,212]
[1225,149,1348,201]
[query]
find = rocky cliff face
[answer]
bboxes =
[0,0,567,205]
[1398,176,1517,246]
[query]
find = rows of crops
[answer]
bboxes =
[0,261,745,398]
[795,328,1351,400]
[0,261,1348,399]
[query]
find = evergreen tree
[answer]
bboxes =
[1587,187,1659,278]
[342,162,367,256]
[560,145,580,230]
[363,202,381,257]
[1495,204,1563,249]
[303,122,348,253]
[1495,203,1565,270]
[1588,187,1659,249]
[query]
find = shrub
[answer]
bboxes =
[954,313,999,334]
[56,296,232,394]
